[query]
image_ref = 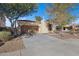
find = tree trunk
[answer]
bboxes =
[10,23,14,35]
[9,18,18,37]
[14,20,18,36]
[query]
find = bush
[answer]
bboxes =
[0,31,11,42]
[56,26,62,31]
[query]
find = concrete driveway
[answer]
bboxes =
[21,34,79,56]
[0,33,79,56]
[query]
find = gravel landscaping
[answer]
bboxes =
[0,37,25,53]
[49,32,79,40]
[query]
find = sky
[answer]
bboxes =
[19,3,50,20]
[69,4,79,24]
[6,3,79,27]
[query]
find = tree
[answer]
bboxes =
[35,16,42,24]
[46,19,53,24]
[47,3,75,25]
[60,14,76,27]
[46,3,78,33]
[0,3,38,36]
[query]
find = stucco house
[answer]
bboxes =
[17,19,53,33]
[17,20,39,34]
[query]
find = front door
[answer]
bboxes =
[48,24,52,31]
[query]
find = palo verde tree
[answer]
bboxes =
[46,3,78,33]
[0,3,38,36]
[46,3,76,25]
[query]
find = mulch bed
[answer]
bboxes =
[0,37,25,53]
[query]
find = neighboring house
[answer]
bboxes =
[61,24,79,32]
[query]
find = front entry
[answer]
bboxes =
[48,24,52,31]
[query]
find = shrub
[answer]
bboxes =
[56,26,62,31]
[0,31,11,42]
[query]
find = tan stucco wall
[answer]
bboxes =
[38,20,49,33]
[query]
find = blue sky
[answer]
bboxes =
[6,3,79,27]
[69,5,79,24]
[19,3,50,20]
[19,3,79,21]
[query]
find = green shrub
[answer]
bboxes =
[0,31,11,42]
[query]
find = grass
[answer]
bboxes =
[0,31,11,42]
